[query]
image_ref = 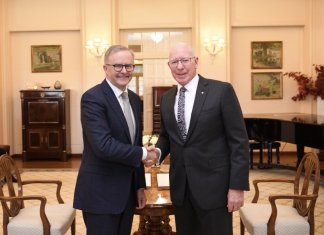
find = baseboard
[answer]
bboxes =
[11,153,82,160]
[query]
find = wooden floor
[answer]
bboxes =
[13,152,324,171]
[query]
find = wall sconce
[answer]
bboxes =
[86,38,109,57]
[150,32,164,44]
[203,35,225,56]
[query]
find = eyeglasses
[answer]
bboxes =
[105,64,135,72]
[168,57,196,67]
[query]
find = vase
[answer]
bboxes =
[54,80,62,90]
[317,97,324,115]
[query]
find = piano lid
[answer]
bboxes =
[244,113,324,126]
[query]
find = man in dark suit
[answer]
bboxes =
[73,45,158,235]
[155,43,250,235]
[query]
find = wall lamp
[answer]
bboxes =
[203,35,225,56]
[86,38,109,57]
[150,32,164,44]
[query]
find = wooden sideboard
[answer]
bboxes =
[152,86,173,134]
[20,90,71,161]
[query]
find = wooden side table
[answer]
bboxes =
[134,166,176,235]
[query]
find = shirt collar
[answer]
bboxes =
[105,78,126,98]
[177,74,199,93]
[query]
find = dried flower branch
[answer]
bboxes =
[314,64,324,99]
[284,64,324,101]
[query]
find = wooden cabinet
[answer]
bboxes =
[152,86,173,134]
[20,90,70,161]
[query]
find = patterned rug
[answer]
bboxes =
[0,168,323,235]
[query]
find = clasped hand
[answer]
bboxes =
[142,145,158,167]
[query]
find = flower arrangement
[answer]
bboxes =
[284,64,324,101]
[142,134,159,146]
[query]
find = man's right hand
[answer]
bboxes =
[143,145,158,167]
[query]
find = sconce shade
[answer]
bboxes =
[86,38,109,57]
[203,35,225,56]
[150,32,164,43]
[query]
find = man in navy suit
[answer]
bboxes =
[73,45,158,235]
[155,43,250,235]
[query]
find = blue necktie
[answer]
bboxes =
[177,87,187,141]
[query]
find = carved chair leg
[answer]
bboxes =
[240,219,245,235]
[71,218,76,235]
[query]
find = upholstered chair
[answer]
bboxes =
[239,152,320,235]
[0,154,76,235]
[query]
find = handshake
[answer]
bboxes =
[142,145,159,167]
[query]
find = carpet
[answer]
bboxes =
[0,169,323,235]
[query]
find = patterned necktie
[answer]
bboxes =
[177,87,187,141]
[121,92,135,144]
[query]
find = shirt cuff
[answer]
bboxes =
[156,147,162,165]
[142,147,147,160]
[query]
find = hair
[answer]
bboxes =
[104,45,134,62]
[169,42,196,59]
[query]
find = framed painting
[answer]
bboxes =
[251,41,283,69]
[31,45,62,72]
[251,72,283,100]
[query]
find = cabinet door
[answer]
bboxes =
[27,129,43,149]
[26,128,62,152]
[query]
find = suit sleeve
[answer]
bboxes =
[81,90,143,167]
[155,94,171,163]
[221,84,250,191]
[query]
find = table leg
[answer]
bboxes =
[133,215,148,235]
[161,215,174,234]
[134,215,175,235]
[146,215,165,234]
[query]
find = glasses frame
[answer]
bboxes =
[105,64,135,72]
[168,57,196,67]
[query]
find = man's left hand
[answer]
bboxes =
[227,189,244,212]
[136,188,147,209]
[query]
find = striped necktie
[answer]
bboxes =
[121,92,135,144]
[177,87,187,141]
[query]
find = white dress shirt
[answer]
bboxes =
[174,74,199,133]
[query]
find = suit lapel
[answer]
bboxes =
[100,81,133,143]
[186,76,208,141]
[163,86,181,138]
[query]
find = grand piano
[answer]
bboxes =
[244,113,324,166]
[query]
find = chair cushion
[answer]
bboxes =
[8,203,75,235]
[239,203,309,235]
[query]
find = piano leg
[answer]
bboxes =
[267,142,273,168]
[296,144,304,167]
[257,142,265,169]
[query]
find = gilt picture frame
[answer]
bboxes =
[251,72,283,100]
[31,45,62,72]
[251,41,283,69]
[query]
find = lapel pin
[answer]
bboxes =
[201,91,204,95]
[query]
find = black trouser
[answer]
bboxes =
[173,184,233,235]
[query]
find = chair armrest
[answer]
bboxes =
[0,195,50,232]
[267,194,318,235]
[22,180,64,203]
[252,179,295,203]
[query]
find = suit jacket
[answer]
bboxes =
[73,80,146,214]
[156,75,250,210]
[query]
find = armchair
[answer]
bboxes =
[239,152,320,235]
[0,154,76,235]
